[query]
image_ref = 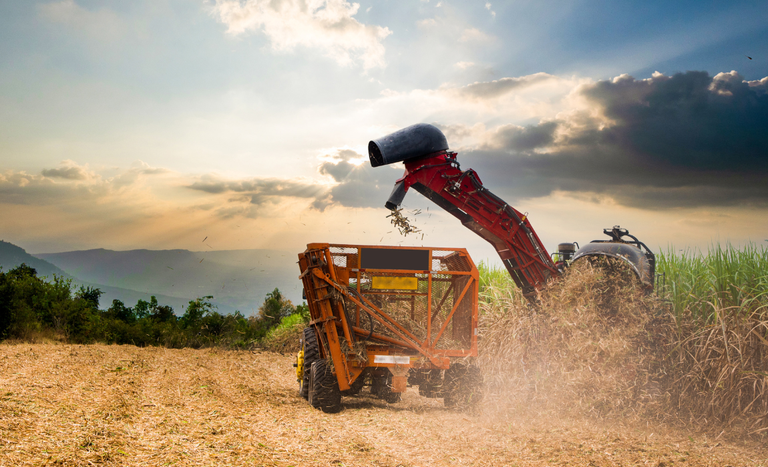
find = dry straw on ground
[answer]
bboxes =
[1,342,766,466]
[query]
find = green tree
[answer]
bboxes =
[108,299,135,323]
[150,304,176,323]
[134,296,158,320]
[181,295,214,330]
[75,286,102,309]
[258,288,295,330]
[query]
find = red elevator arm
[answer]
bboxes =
[392,151,558,298]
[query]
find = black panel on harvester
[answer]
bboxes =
[360,248,429,271]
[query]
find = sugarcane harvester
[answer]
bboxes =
[369,123,656,301]
[296,124,655,413]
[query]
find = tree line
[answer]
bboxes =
[0,264,308,348]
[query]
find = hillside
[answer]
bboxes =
[0,241,197,314]
[0,343,765,466]
[36,248,302,315]
[1,240,304,315]
[0,240,71,280]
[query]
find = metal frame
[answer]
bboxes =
[298,243,479,393]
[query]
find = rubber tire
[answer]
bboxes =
[308,360,342,413]
[417,369,443,398]
[341,373,365,396]
[300,327,319,400]
[443,363,483,410]
[372,372,401,404]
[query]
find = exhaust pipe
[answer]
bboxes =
[368,123,449,167]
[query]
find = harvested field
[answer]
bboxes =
[1,343,766,466]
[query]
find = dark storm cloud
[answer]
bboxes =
[457,73,554,100]
[582,71,768,171]
[466,71,768,208]
[488,121,558,151]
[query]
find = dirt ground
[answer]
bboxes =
[0,343,765,466]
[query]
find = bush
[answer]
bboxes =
[259,313,306,354]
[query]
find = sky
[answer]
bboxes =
[1,0,767,264]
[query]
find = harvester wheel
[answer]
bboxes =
[300,327,320,400]
[443,363,483,410]
[372,371,401,404]
[411,369,443,398]
[341,373,365,396]
[308,360,342,413]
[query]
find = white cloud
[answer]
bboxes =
[485,2,496,17]
[454,73,556,100]
[210,0,392,70]
[459,27,494,44]
[455,61,475,70]
[417,18,437,28]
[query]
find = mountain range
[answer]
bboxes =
[0,240,303,316]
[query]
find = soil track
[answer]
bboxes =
[0,343,765,466]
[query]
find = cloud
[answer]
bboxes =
[181,146,398,214]
[1,160,171,207]
[187,174,326,197]
[458,27,494,44]
[41,160,93,180]
[314,147,394,209]
[580,70,768,172]
[210,0,392,69]
[455,73,556,100]
[485,122,558,151]
[0,171,64,205]
[463,71,768,208]
[484,2,496,17]
[131,160,169,176]
[179,146,398,214]
[417,18,437,28]
[186,173,332,215]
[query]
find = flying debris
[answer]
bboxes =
[386,207,421,236]
[203,236,208,242]
[746,55,753,60]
